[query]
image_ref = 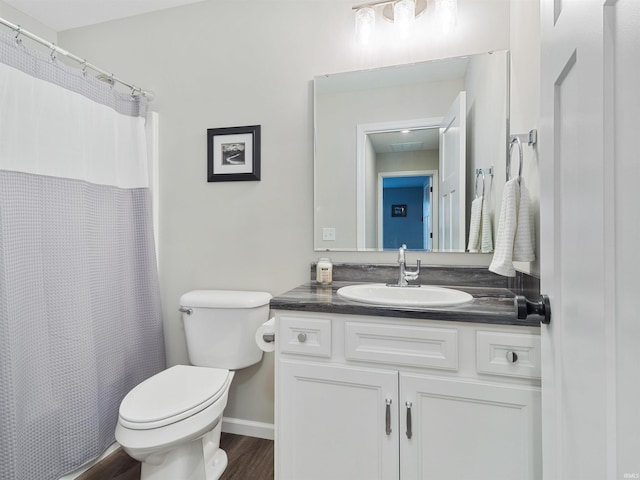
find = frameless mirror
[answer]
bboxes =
[314,50,509,252]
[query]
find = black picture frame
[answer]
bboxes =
[207,125,261,182]
[391,204,407,217]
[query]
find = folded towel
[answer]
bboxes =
[467,196,483,252]
[480,194,493,253]
[489,177,535,276]
[513,177,535,261]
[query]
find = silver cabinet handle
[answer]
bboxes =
[385,398,392,435]
[297,332,307,343]
[406,401,413,439]
[178,307,192,315]
[506,351,519,363]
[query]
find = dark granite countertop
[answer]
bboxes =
[271,281,541,327]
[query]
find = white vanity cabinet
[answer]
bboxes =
[274,311,542,480]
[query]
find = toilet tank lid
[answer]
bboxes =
[180,290,272,309]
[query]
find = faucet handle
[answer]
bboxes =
[398,244,407,263]
[409,259,421,274]
[403,258,421,283]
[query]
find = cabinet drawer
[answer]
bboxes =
[345,322,458,370]
[476,331,541,379]
[279,315,331,357]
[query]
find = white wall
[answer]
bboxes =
[0,0,57,45]
[43,0,515,426]
[510,0,541,276]
[464,51,509,247]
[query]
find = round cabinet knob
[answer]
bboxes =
[297,332,308,343]
[506,351,519,363]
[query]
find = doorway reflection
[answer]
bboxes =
[381,175,433,251]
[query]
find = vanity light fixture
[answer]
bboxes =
[353,0,458,44]
[353,0,427,45]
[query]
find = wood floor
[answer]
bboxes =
[76,433,274,480]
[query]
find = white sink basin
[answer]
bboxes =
[336,283,473,307]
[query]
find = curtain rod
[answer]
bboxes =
[0,16,154,100]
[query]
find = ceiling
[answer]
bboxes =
[4,0,205,32]
[369,128,440,154]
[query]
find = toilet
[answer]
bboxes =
[115,289,272,480]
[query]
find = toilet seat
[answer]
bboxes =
[119,365,231,430]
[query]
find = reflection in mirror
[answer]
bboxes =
[314,50,509,253]
[367,127,439,251]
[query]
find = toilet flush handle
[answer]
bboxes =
[178,307,193,315]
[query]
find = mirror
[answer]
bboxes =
[314,50,509,252]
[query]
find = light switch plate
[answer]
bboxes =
[322,227,336,241]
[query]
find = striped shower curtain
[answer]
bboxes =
[0,32,165,479]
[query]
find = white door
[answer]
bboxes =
[439,92,466,251]
[400,373,541,480]
[278,361,399,480]
[540,1,640,479]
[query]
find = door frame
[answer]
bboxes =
[356,117,442,250]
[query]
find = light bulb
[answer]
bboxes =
[393,0,415,33]
[355,6,376,46]
[437,0,457,33]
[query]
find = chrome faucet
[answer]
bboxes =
[389,244,421,287]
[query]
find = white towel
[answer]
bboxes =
[489,177,535,276]
[480,194,493,253]
[513,177,535,261]
[467,196,482,252]
[489,178,519,276]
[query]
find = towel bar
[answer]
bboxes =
[508,137,524,181]
[508,129,537,181]
[511,130,537,146]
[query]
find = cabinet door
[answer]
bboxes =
[278,360,399,480]
[400,373,541,480]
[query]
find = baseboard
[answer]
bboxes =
[221,417,274,441]
[59,442,121,479]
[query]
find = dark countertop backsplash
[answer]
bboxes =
[310,262,540,297]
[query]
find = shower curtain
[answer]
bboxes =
[0,32,165,479]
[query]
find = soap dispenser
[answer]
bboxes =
[316,258,333,285]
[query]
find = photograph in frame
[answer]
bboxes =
[207,125,261,182]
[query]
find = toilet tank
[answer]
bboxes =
[179,290,272,370]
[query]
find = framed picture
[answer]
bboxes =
[207,125,261,182]
[391,204,407,217]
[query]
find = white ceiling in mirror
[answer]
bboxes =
[369,128,439,154]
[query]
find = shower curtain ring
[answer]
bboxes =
[81,61,88,76]
[14,26,22,45]
[49,44,57,61]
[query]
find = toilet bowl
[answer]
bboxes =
[115,290,272,480]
